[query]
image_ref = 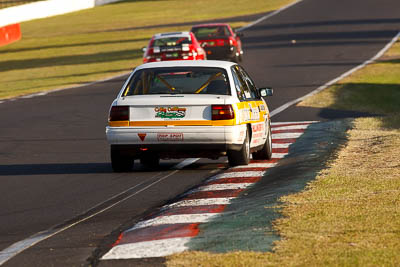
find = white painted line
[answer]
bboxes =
[237,0,303,32]
[172,158,200,169]
[273,143,291,148]
[0,159,198,265]
[272,132,304,139]
[0,231,51,266]
[270,32,400,117]
[194,183,254,192]
[20,92,48,98]
[232,162,278,168]
[126,213,220,232]
[208,171,266,180]
[272,153,289,159]
[271,121,317,126]
[272,124,310,131]
[166,198,234,208]
[102,237,192,259]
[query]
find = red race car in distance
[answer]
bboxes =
[191,23,243,62]
[142,31,206,63]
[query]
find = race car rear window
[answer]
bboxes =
[152,37,191,47]
[123,67,231,96]
[191,26,230,38]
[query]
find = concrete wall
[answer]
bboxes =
[0,0,122,27]
[95,0,120,6]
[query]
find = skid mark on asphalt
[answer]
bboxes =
[101,121,317,260]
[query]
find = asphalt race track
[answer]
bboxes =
[1,0,400,266]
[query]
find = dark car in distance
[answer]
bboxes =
[191,23,243,62]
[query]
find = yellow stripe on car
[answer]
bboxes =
[109,119,237,127]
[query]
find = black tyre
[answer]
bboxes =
[140,153,160,169]
[228,129,250,166]
[252,122,273,160]
[231,48,240,63]
[111,147,134,172]
[238,51,243,62]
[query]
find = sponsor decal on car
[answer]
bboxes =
[138,133,147,141]
[238,104,262,124]
[155,107,186,120]
[157,133,184,141]
[251,122,265,141]
[238,108,250,123]
[166,53,179,58]
[252,132,264,139]
[249,103,260,121]
[252,123,264,133]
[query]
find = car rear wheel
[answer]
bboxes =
[230,48,240,63]
[238,53,243,62]
[140,153,160,169]
[252,122,273,160]
[228,129,250,166]
[111,147,134,172]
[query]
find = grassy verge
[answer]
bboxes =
[166,39,400,265]
[0,0,42,9]
[0,0,294,99]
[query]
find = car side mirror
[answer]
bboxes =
[259,87,273,97]
[236,32,244,38]
[201,42,207,48]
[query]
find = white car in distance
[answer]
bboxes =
[106,60,273,172]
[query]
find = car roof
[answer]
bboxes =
[135,60,236,70]
[191,23,230,28]
[153,31,191,39]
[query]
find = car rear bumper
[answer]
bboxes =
[106,125,246,158]
[204,46,236,60]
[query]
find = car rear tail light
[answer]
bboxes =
[216,39,225,46]
[143,47,157,63]
[212,105,235,120]
[109,106,129,121]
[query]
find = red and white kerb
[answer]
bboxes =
[102,121,316,260]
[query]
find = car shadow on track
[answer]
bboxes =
[0,161,217,176]
[0,163,114,176]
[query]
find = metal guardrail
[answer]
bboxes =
[0,0,43,9]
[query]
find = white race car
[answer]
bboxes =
[106,60,273,171]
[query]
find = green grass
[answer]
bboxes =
[0,0,294,99]
[267,115,400,266]
[166,37,400,266]
[0,0,42,9]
